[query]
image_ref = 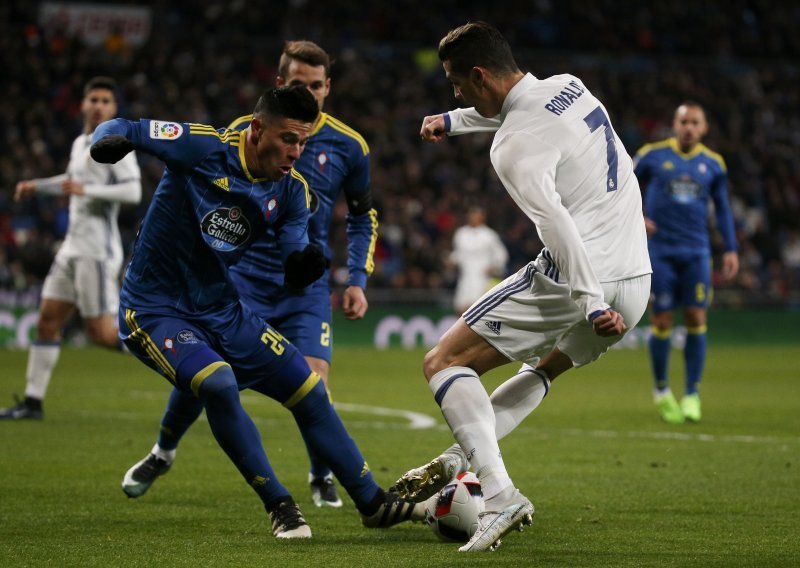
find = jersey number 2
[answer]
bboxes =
[583,106,618,192]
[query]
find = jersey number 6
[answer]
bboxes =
[583,106,618,192]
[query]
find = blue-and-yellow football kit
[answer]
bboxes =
[226,112,378,362]
[92,117,382,512]
[634,137,737,397]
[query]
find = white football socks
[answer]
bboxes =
[152,443,176,464]
[429,366,511,500]
[436,365,551,487]
[24,342,61,400]
[491,365,550,440]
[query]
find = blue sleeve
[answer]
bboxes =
[342,151,377,289]
[92,118,213,171]
[275,178,311,262]
[710,170,738,252]
[632,147,651,182]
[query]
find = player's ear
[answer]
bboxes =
[276,75,285,87]
[470,66,486,87]
[250,117,263,143]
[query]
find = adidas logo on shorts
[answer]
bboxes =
[484,320,502,335]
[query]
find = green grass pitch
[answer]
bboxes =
[1,344,798,567]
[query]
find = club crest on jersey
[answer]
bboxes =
[201,207,251,251]
[264,198,278,219]
[177,330,199,344]
[150,121,184,140]
[162,337,176,353]
[698,163,708,174]
[317,151,328,172]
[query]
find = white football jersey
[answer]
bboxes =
[447,73,651,318]
[451,223,508,306]
[51,133,141,264]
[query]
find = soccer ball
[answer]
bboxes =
[424,471,485,542]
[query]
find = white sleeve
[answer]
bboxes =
[446,108,502,135]
[493,132,609,319]
[32,174,69,195]
[82,151,142,204]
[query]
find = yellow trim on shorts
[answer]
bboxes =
[190,361,231,396]
[282,372,321,408]
[124,309,176,382]
[650,326,673,340]
[686,325,708,335]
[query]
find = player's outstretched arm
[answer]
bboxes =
[91,119,134,164]
[420,115,447,142]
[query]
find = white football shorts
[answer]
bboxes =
[41,256,121,318]
[463,260,650,368]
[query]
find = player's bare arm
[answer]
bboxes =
[14,180,36,201]
[420,114,447,142]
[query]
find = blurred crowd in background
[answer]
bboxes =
[1,1,798,307]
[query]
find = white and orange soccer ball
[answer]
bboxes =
[424,471,485,542]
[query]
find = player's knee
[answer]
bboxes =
[289,380,331,422]
[85,324,118,347]
[195,365,238,399]
[423,347,448,381]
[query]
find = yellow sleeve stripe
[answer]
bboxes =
[650,326,673,340]
[365,207,378,275]
[636,138,672,158]
[326,115,369,156]
[226,114,253,131]
[190,361,231,396]
[124,309,176,382]
[283,372,322,408]
[189,125,239,144]
[290,169,311,208]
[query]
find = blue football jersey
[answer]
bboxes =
[91,118,311,314]
[634,138,737,256]
[225,113,378,296]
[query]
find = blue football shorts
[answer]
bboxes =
[649,251,712,313]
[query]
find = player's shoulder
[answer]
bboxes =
[319,113,369,156]
[696,143,727,173]
[635,138,673,158]
[225,114,252,132]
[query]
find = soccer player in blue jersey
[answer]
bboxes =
[634,102,739,424]
[120,41,378,509]
[91,85,420,538]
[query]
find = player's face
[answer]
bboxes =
[82,88,117,132]
[277,60,330,111]
[673,105,708,150]
[249,116,313,181]
[443,60,495,117]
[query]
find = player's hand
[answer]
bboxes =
[721,251,739,281]
[644,216,657,237]
[14,180,36,202]
[420,115,447,142]
[590,309,627,337]
[284,244,329,290]
[342,285,368,320]
[90,134,134,164]
[61,179,85,196]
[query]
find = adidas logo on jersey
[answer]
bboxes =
[213,177,230,191]
[484,320,502,335]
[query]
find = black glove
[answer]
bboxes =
[284,244,328,290]
[90,135,134,164]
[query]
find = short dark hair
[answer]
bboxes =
[278,40,331,78]
[84,76,117,96]
[438,22,519,77]
[252,85,319,124]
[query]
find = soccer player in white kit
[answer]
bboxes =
[1,77,141,420]
[392,23,651,552]
[450,206,508,314]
